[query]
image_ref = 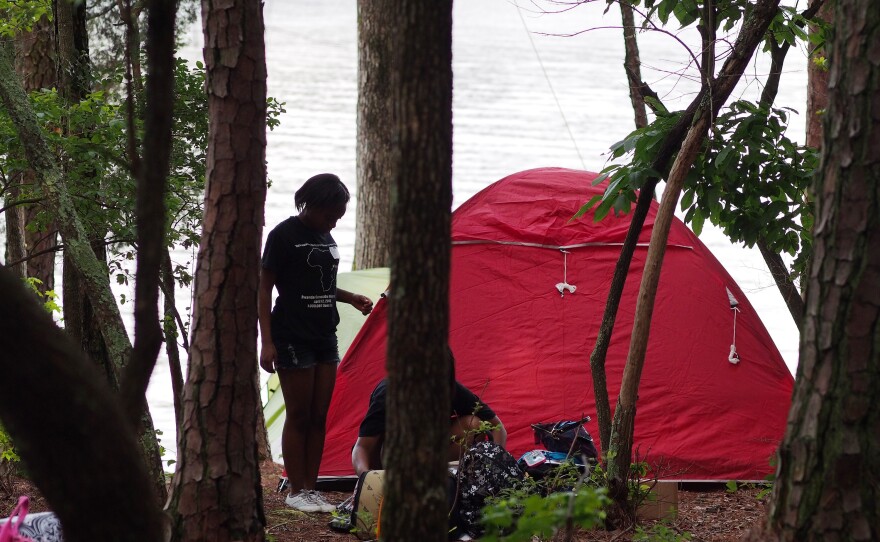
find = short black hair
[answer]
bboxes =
[294,173,350,212]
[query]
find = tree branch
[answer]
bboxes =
[120,0,176,428]
[0,265,165,542]
[757,238,804,329]
[0,197,44,214]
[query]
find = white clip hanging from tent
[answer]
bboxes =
[726,287,741,364]
[556,249,576,297]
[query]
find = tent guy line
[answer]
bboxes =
[451,240,695,251]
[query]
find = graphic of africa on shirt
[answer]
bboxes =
[298,243,340,310]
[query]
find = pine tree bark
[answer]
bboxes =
[353,0,394,269]
[4,173,28,279]
[6,15,58,289]
[762,0,879,539]
[0,266,165,542]
[381,2,454,541]
[806,0,832,149]
[55,0,115,381]
[166,0,268,540]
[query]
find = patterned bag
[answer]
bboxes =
[455,441,524,536]
[0,497,36,542]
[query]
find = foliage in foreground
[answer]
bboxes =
[481,485,609,542]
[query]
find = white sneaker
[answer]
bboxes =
[285,490,322,512]
[308,490,336,513]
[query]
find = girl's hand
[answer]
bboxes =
[351,294,373,315]
[260,343,277,374]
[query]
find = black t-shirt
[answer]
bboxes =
[358,379,497,437]
[261,216,340,345]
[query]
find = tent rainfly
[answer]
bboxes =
[316,167,794,481]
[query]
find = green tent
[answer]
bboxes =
[263,267,389,464]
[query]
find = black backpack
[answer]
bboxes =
[531,418,598,462]
[454,440,524,536]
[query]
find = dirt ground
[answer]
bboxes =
[2,461,768,541]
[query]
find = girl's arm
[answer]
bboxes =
[337,288,373,315]
[258,268,277,373]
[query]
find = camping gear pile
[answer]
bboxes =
[517,418,598,484]
[329,441,526,540]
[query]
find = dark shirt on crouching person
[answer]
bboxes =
[351,378,507,475]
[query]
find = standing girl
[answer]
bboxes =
[259,173,373,512]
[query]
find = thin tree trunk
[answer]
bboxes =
[619,1,647,129]
[120,0,175,428]
[381,1,454,541]
[588,0,783,453]
[166,0,268,539]
[750,1,828,331]
[354,0,394,270]
[806,0,831,149]
[161,251,186,429]
[0,40,168,502]
[0,41,131,395]
[117,0,144,93]
[9,15,58,291]
[763,0,879,538]
[0,265,165,542]
[4,172,28,279]
[605,0,784,514]
[757,238,804,329]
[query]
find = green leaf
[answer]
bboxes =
[573,194,603,219]
[691,208,705,236]
[680,188,694,211]
[594,196,616,222]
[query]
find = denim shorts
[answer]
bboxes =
[275,340,339,371]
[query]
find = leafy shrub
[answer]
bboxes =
[633,521,692,542]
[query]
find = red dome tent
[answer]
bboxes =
[322,168,793,481]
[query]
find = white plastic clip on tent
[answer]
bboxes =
[727,286,741,364]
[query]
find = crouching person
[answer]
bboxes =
[351,374,506,476]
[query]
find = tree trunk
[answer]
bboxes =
[619,1,647,129]
[0,266,165,542]
[588,0,788,457]
[4,172,28,279]
[605,0,784,514]
[120,0,175,428]
[55,0,116,380]
[166,0,268,539]
[54,0,89,100]
[8,15,58,291]
[589,185,656,453]
[757,237,804,330]
[607,109,713,519]
[381,2,454,541]
[0,41,129,396]
[763,0,879,539]
[162,251,186,429]
[0,40,168,502]
[354,0,394,269]
[806,0,832,149]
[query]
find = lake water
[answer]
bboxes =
[147,0,806,464]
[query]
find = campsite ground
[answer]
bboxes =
[1,460,767,541]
